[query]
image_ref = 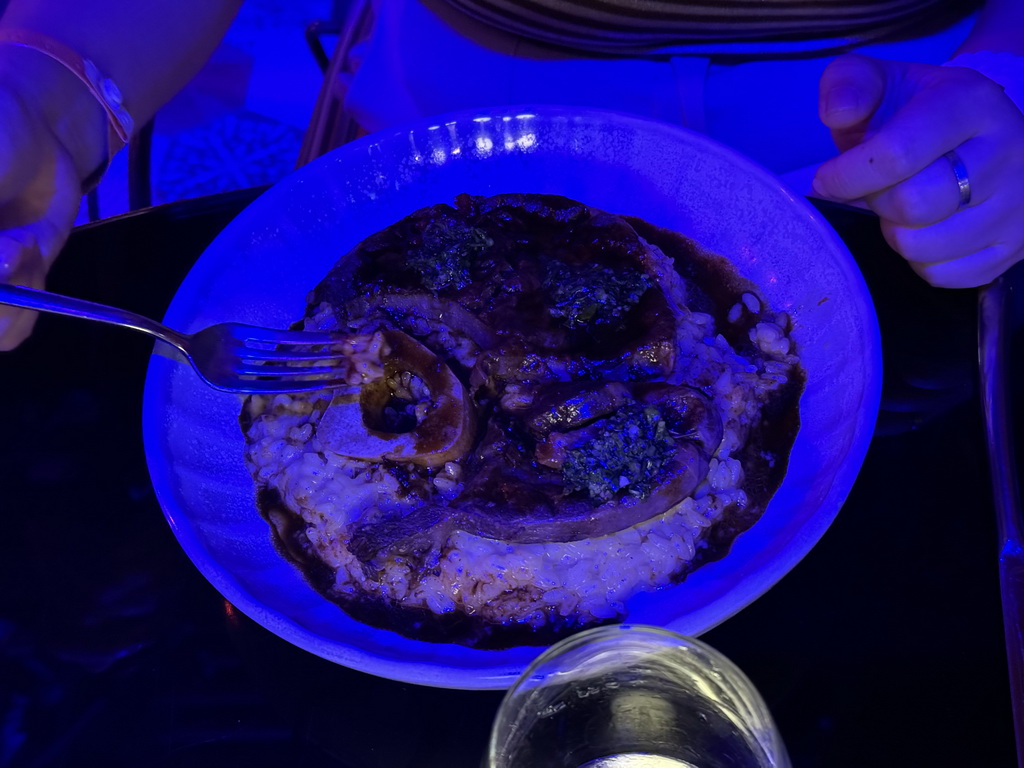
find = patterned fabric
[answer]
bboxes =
[443,0,979,54]
[157,110,302,202]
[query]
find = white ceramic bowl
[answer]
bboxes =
[143,106,881,689]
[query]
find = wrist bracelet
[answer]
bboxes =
[944,51,1024,116]
[0,27,134,189]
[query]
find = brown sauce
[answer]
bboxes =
[245,195,805,648]
[626,218,805,567]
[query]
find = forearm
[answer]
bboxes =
[956,0,1024,55]
[0,0,242,124]
[0,0,242,182]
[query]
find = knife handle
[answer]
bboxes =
[979,277,1024,768]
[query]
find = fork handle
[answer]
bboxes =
[0,283,189,352]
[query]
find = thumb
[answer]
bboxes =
[0,233,45,351]
[819,54,890,150]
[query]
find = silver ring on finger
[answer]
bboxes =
[944,149,971,209]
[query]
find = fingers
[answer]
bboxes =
[813,55,1024,288]
[816,86,975,201]
[907,243,1023,289]
[879,199,1002,265]
[814,63,1007,202]
[0,233,44,350]
[0,303,39,351]
[0,133,81,266]
[0,111,82,350]
[877,189,1024,288]
[818,54,888,151]
[866,137,995,226]
[0,232,26,280]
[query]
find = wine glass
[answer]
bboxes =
[485,624,790,768]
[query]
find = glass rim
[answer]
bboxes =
[509,624,719,686]
[484,624,788,768]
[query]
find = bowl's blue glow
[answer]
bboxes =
[142,105,881,690]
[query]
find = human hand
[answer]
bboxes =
[0,85,86,350]
[813,53,1024,288]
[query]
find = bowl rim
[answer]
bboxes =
[143,104,882,689]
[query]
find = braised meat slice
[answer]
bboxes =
[304,194,706,566]
[242,192,804,648]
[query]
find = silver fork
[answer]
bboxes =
[0,283,376,394]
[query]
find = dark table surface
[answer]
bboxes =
[0,188,1020,768]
